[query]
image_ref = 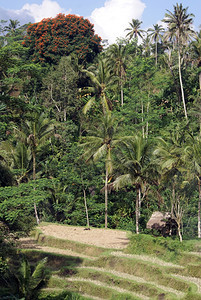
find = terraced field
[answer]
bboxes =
[20,224,201,300]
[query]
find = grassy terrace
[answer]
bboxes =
[19,224,201,300]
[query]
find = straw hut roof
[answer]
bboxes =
[147,211,171,230]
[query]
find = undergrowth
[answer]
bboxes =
[126,234,196,262]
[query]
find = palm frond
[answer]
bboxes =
[30,257,48,290]
[83,96,96,114]
[113,174,132,190]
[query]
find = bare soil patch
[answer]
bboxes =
[39,224,130,249]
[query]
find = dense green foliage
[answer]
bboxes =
[0,4,201,237]
[1,6,201,296]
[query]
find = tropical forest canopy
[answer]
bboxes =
[0,3,201,244]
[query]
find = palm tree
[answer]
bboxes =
[80,111,122,228]
[5,19,20,34]
[163,3,196,120]
[0,141,32,184]
[125,19,144,43]
[148,24,165,65]
[113,134,154,234]
[80,57,116,114]
[106,43,127,106]
[14,257,48,300]
[14,112,55,224]
[153,135,185,217]
[153,132,188,242]
[0,102,6,112]
[184,135,201,238]
[191,36,201,94]
[142,32,151,57]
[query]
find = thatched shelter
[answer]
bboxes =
[147,211,177,236]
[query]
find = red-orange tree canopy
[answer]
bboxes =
[22,13,102,64]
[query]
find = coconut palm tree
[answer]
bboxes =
[15,112,55,181]
[80,57,117,114]
[5,19,20,34]
[14,112,55,224]
[184,135,201,238]
[191,36,201,94]
[80,111,122,228]
[153,132,188,242]
[153,135,185,216]
[148,24,165,65]
[106,43,127,107]
[125,19,144,43]
[0,141,32,184]
[142,32,151,58]
[113,134,154,234]
[163,3,196,120]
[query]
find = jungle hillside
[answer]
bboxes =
[1,3,201,299]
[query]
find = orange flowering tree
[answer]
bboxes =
[22,14,102,64]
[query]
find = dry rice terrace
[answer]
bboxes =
[20,223,201,300]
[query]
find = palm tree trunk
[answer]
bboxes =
[120,72,124,107]
[141,102,145,138]
[171,181,175,218]
[83,188,90,228]
[64,108,67,122]
[155,41,158,66]
[136,187,140,234]
[120,84,124,107]
[199,72,201,96]
[146,100,150,138]
[33,150,40,225]
[33,150,36,181]
[34,202,40,225]
[105,166,108,229]
[178,47,188,120]
[198,178,201,238]
[81,173,90,228]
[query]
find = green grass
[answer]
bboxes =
[68,267,175,299]
[83,255,195,293]
[38,289,89,300]
[126,234,201,263]
[47,276,140,300]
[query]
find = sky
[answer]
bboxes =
[0,0,200,44]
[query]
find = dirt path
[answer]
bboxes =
[39,224,130,249]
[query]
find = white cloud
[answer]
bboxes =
[90,0,146,44]
[19,0,70,22]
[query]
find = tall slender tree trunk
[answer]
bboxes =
[136,186,140,234]
[81,174,90,228]
[155,41,158,66]
[198,178,201,238]
[33,150,36,181]
[120,72,124,107]
[83,188,90,228]
[33,150,40,225]
[146,100,150,138]
[178,47,188,120]
[64,108,67,122]
[178,223,183,242]
[105,166,108,229]
[199,72,201,96]
[120,85,124,107]
[171,181,175,218]
[141,102,145,138]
